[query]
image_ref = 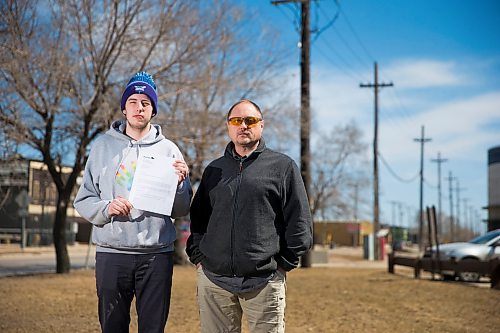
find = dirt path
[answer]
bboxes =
[0,264,498,333]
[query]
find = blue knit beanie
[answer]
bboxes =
[121,71,158,116]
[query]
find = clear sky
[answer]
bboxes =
[239,0,500,234]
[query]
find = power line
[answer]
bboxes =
[378,151,419,183]
[331,26,371,71]
[314,42,368,82]
[381,88,416,126]
[274,0,370,84]
[314,1,372,78]
[274,2,301,33]
[423,178,438,189]
[312,1,339,43]
[311,1,374,81]
[335,0,374,62]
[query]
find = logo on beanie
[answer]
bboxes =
[134,85,147,93]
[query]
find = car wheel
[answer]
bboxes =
[457,257,482,282]
[458,271,480,283]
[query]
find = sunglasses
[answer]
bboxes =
[227,116,262,128]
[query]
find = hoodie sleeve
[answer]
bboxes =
[171,176,193,218]
[73,146,111,226]
[169,145,193,218]
[276,160,313,271]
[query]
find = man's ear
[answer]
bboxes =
[122,110,126,115]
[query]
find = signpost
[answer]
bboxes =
[15,190,30,249]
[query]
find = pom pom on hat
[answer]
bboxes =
[121,71,158,115]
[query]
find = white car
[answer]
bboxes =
[423,229,500,282]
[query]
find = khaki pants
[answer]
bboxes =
[196,267,286,333]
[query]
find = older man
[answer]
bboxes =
[187,99,313,333]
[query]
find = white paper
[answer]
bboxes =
[128,153,178,216]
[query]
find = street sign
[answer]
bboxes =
[15,189,30,208]
[15,190,30,217]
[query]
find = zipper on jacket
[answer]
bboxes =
[230,159,244,276]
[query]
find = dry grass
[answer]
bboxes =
[0,265,498,333]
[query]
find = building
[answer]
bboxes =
[313,220,372,247]
[0,159,86,245]
[486,146,500,231]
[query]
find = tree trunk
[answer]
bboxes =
[53,193,71,274]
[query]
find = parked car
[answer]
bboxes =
[423,229,500,282]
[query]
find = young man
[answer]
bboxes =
[186,99,313,333]
[74,71,192,333]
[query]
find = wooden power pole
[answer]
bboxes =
[431,152,447,237]
[445,171,456,241]
[272,0,312,267]
[414,126,432,252]
[360,62,393,260]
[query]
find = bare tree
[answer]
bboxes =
[1,0,149,273]
[152,2,290,183]
[0,0,288,273]
[310,122,369,221]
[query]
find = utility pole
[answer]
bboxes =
[431,152,447,237]
[352,183,360,245]
[406,205,413,229]
[462,198,469,238]
[445,171,455,241]
[455,179,466,241]
[414,125,432,252]
[469,206,475,237]
[272,0,312,267]
[398,202,404,228]
[360,62,393,260]
[390,200,398,226]
[353,183,359,222]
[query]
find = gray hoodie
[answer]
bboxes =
[74,120,192,253]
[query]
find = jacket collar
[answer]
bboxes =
[225,138,266,161]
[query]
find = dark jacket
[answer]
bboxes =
[186,139,313,277]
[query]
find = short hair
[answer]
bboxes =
[226,99,263,120]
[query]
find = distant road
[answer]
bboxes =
[0,244,95,277]
[0,244,390,277]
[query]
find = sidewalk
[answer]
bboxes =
[0,243,96,277]
[0,242,94,257]
[320,245,388,269]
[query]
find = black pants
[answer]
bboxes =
[95,252,174,333]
